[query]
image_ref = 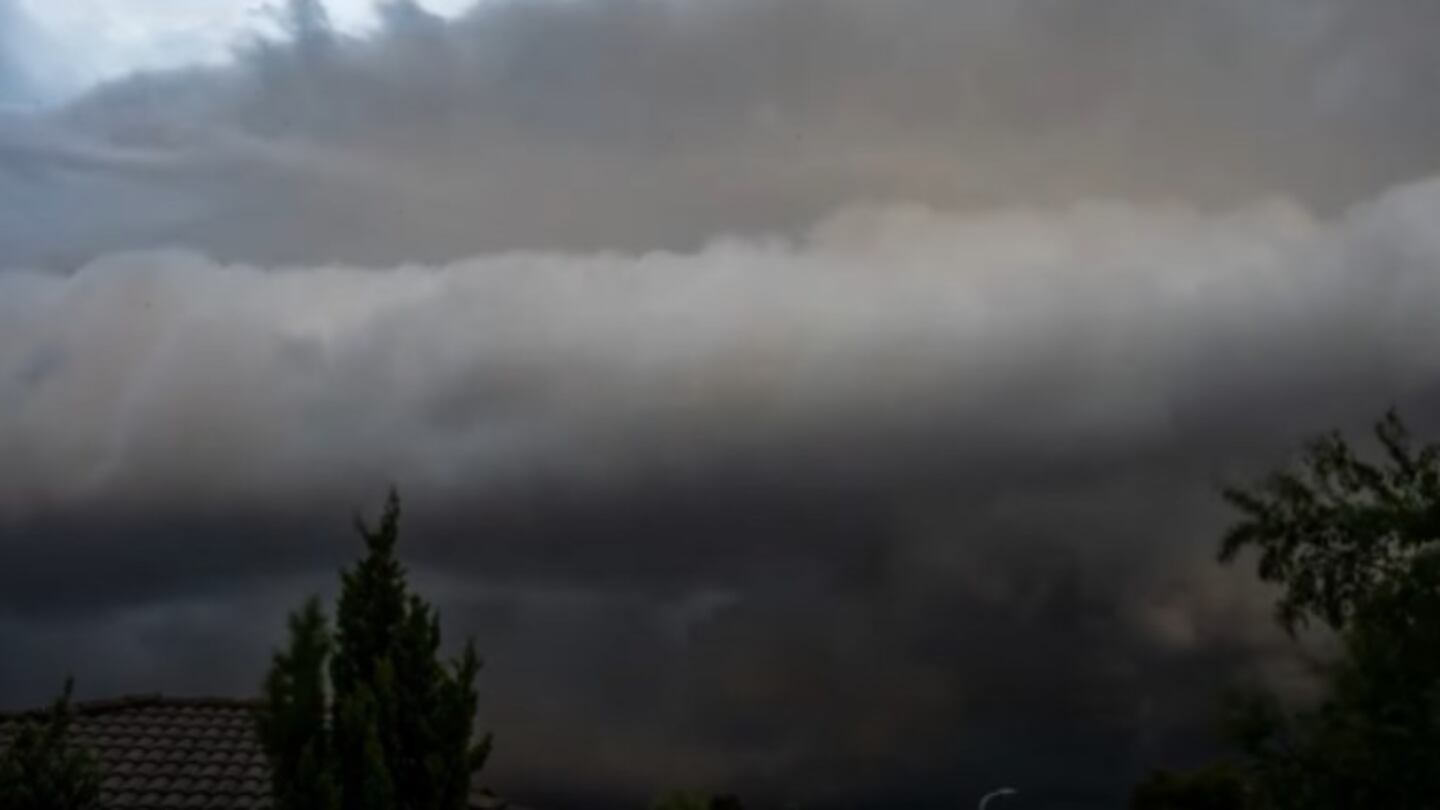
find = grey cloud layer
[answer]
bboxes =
[6,182,1440,521]
[0,0,33,108]
[6,0,1440,267]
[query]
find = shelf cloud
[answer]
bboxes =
[5,0,1440,805]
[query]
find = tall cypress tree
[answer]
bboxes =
[259,489,491,810]
[256,598,338,810]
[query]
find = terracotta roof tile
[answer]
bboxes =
[0,696,270,810]
[2,694,511,810]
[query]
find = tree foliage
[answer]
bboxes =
[257,489,491,810]
[650,792,712,810]
[1220,410,1440,635]
[257,598,339,810]
[1211,411,1440,808]
[1130,763,1252,810]
[650,792,746,810]
[0,679,103,810]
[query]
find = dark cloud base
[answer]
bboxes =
[0,427,1358,807]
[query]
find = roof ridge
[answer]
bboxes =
[0,694,263,720]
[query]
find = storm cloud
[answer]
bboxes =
[4,0,1440,807]
[6,0,1440,267]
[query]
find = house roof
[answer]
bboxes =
[0,694,271,810]
[0,694,514,810]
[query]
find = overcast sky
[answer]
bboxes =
[3,1,1440,807]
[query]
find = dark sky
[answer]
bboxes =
[4,0,1440,806]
